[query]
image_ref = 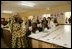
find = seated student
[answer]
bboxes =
[51,15,58,26]
[37,17,43,32]
[42,17,48,30]
[25,19,32,36]
[68,17,71,24]
[25,19,31,26]
[53,17,59,26]
[47,17,56,29]
[29,16,37,33]
[31,22,37,33]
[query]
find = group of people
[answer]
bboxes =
[1,13,59,48]
[25,16,58,35]
[25,16,59,47]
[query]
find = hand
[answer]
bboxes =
[29,26,32,31]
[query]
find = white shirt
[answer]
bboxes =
[37,23,42,27]
[48,21,56,29]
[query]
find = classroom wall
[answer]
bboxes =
[20,3,71,24]
[20,3,71,16]
[1,3,71,24]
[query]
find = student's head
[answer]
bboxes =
[14,15,23,24]
[32,22,37,27]
[43,17,46,21]
[47,17,51,21]
[51,17,54,21]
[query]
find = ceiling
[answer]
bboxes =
[1,1,71,13]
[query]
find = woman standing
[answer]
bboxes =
[9,13,27,48]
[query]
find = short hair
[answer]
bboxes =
[47,17,51,20]
[14,16,23,24]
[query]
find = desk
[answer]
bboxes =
[28,25,71,48]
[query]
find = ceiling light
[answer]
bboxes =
[20,1,36,7]
[1,11,12,14]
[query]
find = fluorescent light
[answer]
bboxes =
[20,1,36,7]
[1,11,12,14]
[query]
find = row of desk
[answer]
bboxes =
[28,25,71,48]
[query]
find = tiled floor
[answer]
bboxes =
[1,38,9,48]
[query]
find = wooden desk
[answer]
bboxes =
[28,25,71,48]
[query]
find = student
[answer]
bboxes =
[42,17,48,30]
[31,22,37,33]
[9,13,27,48]
[68,17,71,24]
[47,17,56,29]
[37,16,43,32]
[53,17,59,26]
[51,15,58,26]
[25,19,32,36]
[31,16,40,33]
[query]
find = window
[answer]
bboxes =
[64,12,71,18]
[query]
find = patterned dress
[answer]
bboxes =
[9,15,27,48]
